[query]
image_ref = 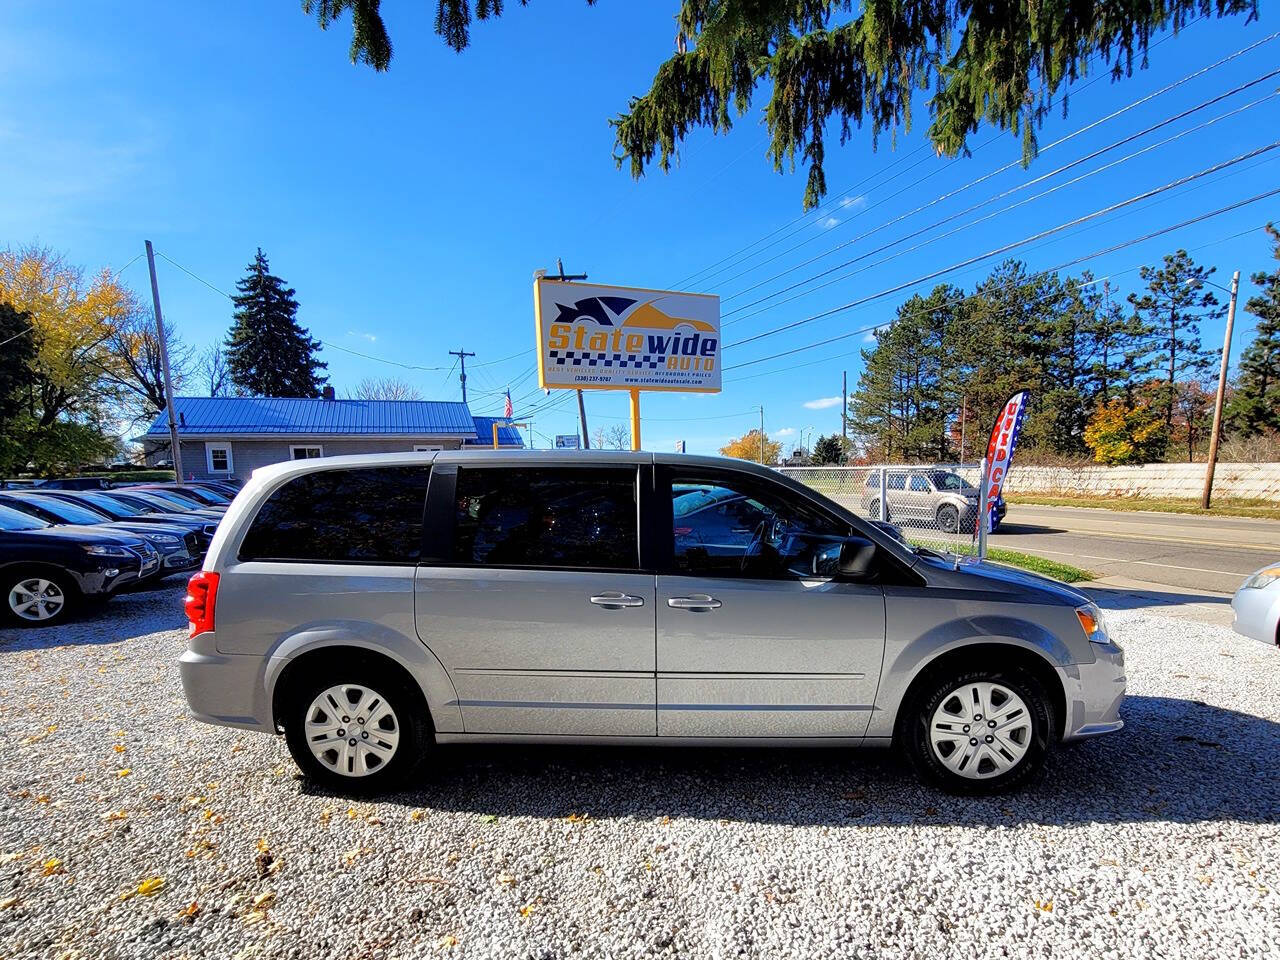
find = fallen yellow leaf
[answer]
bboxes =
[35,795,50,804]
[0,897,19,911]
[409,810,425,822]
[566,812,588,823]
[519,902,536,917]
[121,877,165,900]
[437,935,459,949]
[1034,899,1054,912]
[177,901,200,921]
[116,769,132,778]
[100,810,128,822]
[252,891,275,911]
[41,858,63,876]
[113,744,126,754]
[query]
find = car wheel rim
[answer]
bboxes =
[303,684,400,777]
[929,681,1032,779]
[939,507,958,532]
[8,578,65,621]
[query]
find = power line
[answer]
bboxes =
[726,141,1280,353]
[719,69,1280,317]
[724,188,1280,372]
[670,16,1232,291]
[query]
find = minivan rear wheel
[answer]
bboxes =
[904,667,1052,795]
[282,665,430,793]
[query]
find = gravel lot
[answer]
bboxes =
[2,583,1278,960]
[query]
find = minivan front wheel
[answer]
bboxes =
[283,667,429,793]
[904,667,1052,794]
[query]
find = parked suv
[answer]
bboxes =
[860,470,1007,533]
[0,505,155,626]
[180,452,1124,795]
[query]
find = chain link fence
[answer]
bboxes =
[777,464,991,558]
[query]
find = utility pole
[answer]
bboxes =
[577,390,591,449]
[449,349,475,403]
[549,258,593,448]
[1202,269,1240,509]
[959,396,967,463]
[758,405,765,464]
[841,370,848,457]
[144,241,185,484]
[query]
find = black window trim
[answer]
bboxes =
[420,462,647,574]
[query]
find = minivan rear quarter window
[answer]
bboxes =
[239,466,431,564]
[452,467,638,569]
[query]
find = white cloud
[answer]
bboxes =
[803,396,843,410]
[863,330,879,343]
[820,216,840,229]
[775,427,796,437]
[839,195,866,209]
[347,330,377,343]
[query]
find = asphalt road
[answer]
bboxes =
[990,503,1280,595]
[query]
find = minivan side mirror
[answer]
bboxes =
[838,536,878,580]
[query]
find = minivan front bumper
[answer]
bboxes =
[1058,639,1126,741]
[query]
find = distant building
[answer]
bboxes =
[142,393,523,481]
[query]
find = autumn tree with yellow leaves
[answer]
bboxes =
[0,245,133,473]
[720,429,782,465]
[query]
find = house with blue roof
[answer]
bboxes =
[142,391,523,480]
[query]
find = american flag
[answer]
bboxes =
[503,389,513,418]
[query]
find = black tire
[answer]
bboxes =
[282,661,431,794]
[1,567,80,628]
[936,503,960,534]
[903,666,1053,795]
[869,499,890,523]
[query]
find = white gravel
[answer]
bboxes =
[1,584,1278,959]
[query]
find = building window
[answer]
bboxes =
[290,445,324,460]
[205,443,233,474]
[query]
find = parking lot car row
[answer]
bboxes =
[0,480,235,627]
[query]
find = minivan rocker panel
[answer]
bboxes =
[179,450,1125,794]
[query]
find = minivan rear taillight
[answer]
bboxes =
[185,571,219,638]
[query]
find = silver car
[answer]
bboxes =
[1231,563,1280,647]
[179,451,1125,796]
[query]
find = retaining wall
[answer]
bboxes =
[1002,462,1280,500]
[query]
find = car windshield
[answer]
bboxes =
[0,504,50,530]
[21,495,111,525]
[136,489,204,509]
[930,472,969,491]
[74,491,139,516]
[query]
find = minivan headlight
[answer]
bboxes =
[143,533,180,545]
[1075,602,1109,644]
[1243,567,1280,589]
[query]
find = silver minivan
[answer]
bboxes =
[180,451,1125,795]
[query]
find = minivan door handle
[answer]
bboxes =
[667,595,722,611]
[589,593,645,609]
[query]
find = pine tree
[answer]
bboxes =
[225,249,328,398]
[1226,224,1280,437]
[1128,250,1222,437]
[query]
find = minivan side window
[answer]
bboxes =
[909,475,931,492]
[669,476,848,580]
[452,467,638,570]
[238,466,431,564]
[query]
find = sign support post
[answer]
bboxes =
[629,389,642,451]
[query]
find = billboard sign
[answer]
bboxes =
[555,434,581,449]
[674,440,686,453]
[535,279,720,393]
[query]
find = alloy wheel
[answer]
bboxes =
[929,681,1032,779]
[303,684,401,778]
[8,578,66,622]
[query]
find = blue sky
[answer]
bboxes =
[2,2,1277,454]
